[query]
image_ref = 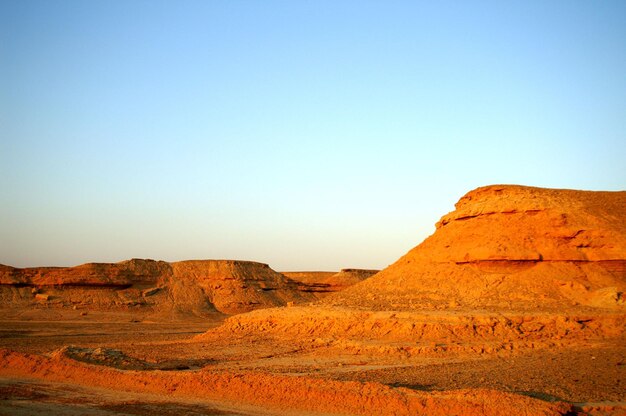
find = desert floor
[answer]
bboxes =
[0,311,624,416]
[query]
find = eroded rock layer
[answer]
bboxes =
[200,185,626,347]
[0,259,315,316]
[283,269,379,298]
[329,185,626,312]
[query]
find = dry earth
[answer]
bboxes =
[1,185,624,415]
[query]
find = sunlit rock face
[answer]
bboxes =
[198,185,625,351]
[327,185,626,311]
[0,259,315,315]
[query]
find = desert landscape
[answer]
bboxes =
[4,1,625,414]
[0,185,624,415]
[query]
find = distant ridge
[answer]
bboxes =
[0,259,314,316]
[282,269,379,297]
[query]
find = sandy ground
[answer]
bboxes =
[0,377,260,416]
[0,315,624,415]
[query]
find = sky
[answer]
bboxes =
[1,1,625,271]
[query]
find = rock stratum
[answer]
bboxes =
[330,185,626,311]
[0,259,316,316]
[201,185,626,345]
[283,268,379,298]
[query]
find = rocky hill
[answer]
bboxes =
[201,185,626,345]
[328,185,625,311]
[0,259,315,317]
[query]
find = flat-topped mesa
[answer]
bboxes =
[0,259,316,316]
[322,269,379,289]
[328,185,626,311]
[169,260,312,314]
[0,259,168,287]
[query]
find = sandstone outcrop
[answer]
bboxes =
[0,259,168,287]
[283,269,379,298]
[200,185,626,346]
[168,260,312,314]
[329,185,626,311]
[0,259,315,316]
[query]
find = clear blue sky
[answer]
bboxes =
[1,1,625,270]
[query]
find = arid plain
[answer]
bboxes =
[1,185,624,415]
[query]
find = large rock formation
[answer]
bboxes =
[0,259,315,316]
[328,185,625,312]
[0,259,169,287]
[201,185,626,345]
[168,260,312,314]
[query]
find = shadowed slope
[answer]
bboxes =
[283,269,379,298]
